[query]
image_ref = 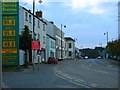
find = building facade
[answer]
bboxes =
[54,25,65,60]
[65,37,75,59]
[36,11,56,62]
[19,6,47,64]
[45,21,56,62]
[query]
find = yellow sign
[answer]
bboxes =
[2,1,18,14]
[3,41,16,47]
[3,30,15,36]
[2,48,17,54]
[3,19,16,26]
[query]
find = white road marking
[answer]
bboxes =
[53,61,100,88]
[2,82,10,89]
[107,65,112,67]
[93,69,109,74]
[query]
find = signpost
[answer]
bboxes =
[2,0,19,66]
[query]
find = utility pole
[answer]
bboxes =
[32,0,42,71]
[104,32,108,45]
[104,32,109,59]
[32,0,35,71]
[61,24,66,60]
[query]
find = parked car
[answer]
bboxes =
[84,56,89,59]
[47,57,57,64]
[97,56,102,59]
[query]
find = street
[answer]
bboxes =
[2,59,119,88]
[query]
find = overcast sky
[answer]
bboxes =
[20,0,119,49]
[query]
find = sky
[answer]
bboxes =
[19,0,119,49]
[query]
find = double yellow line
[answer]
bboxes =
[53,61,98,88]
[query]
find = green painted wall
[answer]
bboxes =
[2,0,19,66]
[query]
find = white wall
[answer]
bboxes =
[19,50,25,65]
[19,6,47,63]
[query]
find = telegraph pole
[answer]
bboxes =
[32,0,35,71]
[60,24,66,60]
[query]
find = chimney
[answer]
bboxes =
[36,10,42,18]
[49,21,54,24]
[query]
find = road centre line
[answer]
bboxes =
[53,61,101,88]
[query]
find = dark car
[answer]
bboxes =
[47,57,57,64]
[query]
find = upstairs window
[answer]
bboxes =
[68,43,71,48]
[43,36,45,44]
[29,15,31,23]
[43,24,45,31]
[25,12,28,21]
[38,20,40,28]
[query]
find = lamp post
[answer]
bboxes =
[104,32,109,59]
[104,32,108,45]
[61,24,66,60]
[32,0,35,71]
[32,0,42,71]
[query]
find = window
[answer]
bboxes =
[38,33,40,41]
[68,43,71,48]
[51,41,52,48]
[51,41,55,48]
[43,24,45,31]
[68,51,72,57]
[25,12,28,21]
[50,51,54,57]
[65,43,66,48]
[34,18,35,25]
[43,36,45,44]
[38,20,40,28]
[29,15,31,23]
[56,38,58,45]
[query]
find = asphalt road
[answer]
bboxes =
[55,59,119,88]
[2,62,82,88]
[2,59,120,88]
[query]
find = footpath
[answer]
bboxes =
[104,59,120,66]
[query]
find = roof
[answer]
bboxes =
[46,34,56,40]
[22,6,47,25]
[65,37,75,42]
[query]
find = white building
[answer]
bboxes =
[36,11,56,62]
[118,1,120,39]
[54,25,65,60]
[65,37,75,59]
[19,6,47,64]
[45,21,56,62]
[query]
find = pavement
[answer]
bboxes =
[2,60,82,88]
[105,59,120,66]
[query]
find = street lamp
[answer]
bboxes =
[104,32,109,59]
[32,0,42,71]
[104,32,108,45]
[61,24,66,60]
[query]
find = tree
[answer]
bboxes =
[107,39,120,58]
[19,25,32,67]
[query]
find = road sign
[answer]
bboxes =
[2,0,19,66]
[32,41,40,50]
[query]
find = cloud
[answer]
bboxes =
[70,0,105,14]
[62,0,119,14]
[88,7,105,14]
